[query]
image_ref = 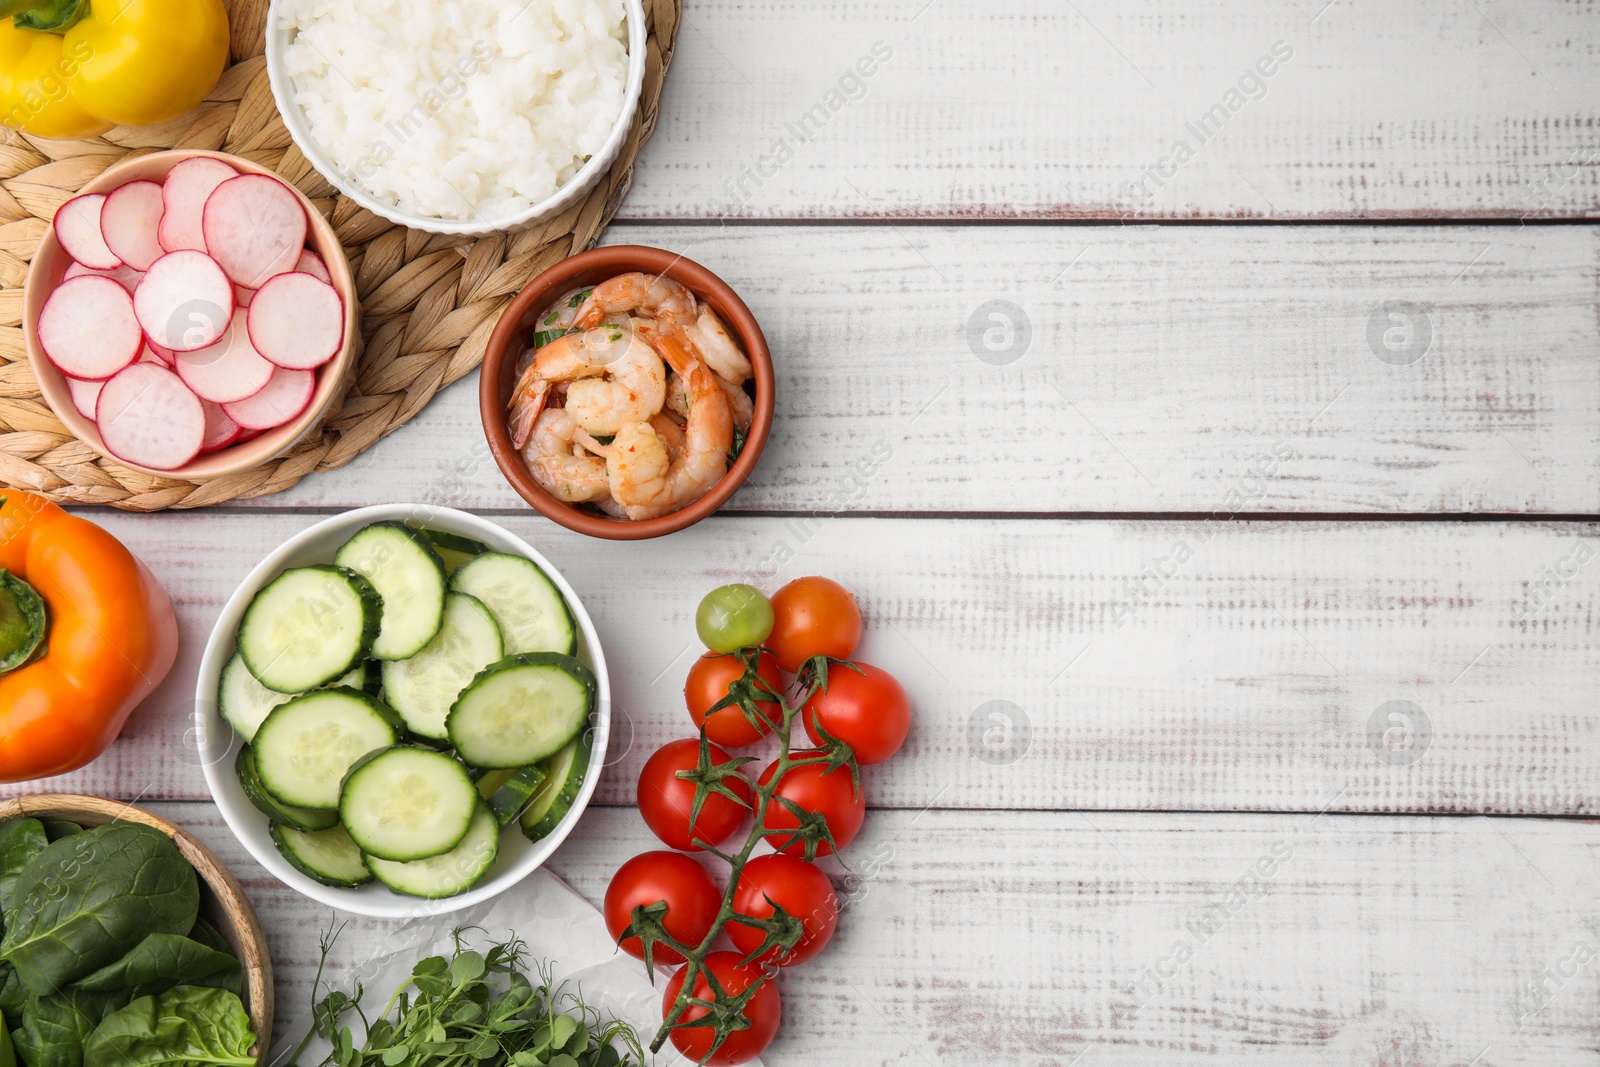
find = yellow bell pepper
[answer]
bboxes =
[0,0,229,139]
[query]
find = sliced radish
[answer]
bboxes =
[53,193,119,270]
[157,156,237,253]
[37,276,142,380]
[202,175,308,289]
[134,250,234,352]
[145,339,175,365]
[64,261,143,293]
[296,249,331,284]
[67,376,103,420]
[96,363,205,470]
[246,272,344,370]
[234,284,254,309]
[138,346,163,364]
[100,180,166,271]
[222,366,314,430]
[199,400,242,453]
[174,308,275,403]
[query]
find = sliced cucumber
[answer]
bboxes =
[450,553,575,655]
[236,745,339,831]
[519,731,592,843]
[335,522,448,661]
[447,653,594,769]
[422,530,490,576]
[220,652,366,743]
[365,802,499,899]
[271,824,372,887]
[339,746,478,861]
[480,763,549,826]
[381,593,503,741]
[239,565,381,692]
[253,688,398,810]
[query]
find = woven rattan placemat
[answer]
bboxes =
[0,0,680,510]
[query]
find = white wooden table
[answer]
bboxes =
[15,1,1600,1063]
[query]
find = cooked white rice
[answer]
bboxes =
[280,0,628,221]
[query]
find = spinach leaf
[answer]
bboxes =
[0,965,23,1022]
[73,934,240,998]
[0,821,47,914]
[11,988,123,1067]
[39,823,81,844]
[0,823,197,995]
[186,917,231,956]
[83,987,255,1067]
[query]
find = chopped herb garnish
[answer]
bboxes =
[728,426,747,464]
[532,327,572,349]
[542,311,561,325]
[593,435,615,446]
[569,288,593,308]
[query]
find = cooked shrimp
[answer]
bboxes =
[664,371,690,422]
[521,408,609,503]
[686,306,752,384]
[574,273,697,329]
[649,412,687,463]
[717,376,753,433]
[603,322,732,519]
[509,326,630,449]
[531,325,666,436]
[507,361,553,450]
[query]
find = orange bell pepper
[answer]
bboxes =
[0,490,178,782]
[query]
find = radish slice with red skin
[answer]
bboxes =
[100,181,166,271]
[202,175,307,289]
[199,399,242,453]
[247,272,344,370]
[64,261,143,293]
[174,308,276,403]
[296,249,331,284]
[67,376,103,419]
[38,276,143,380]
[158,156,237,253]
[53,193,119,270]
[95,362,206,470]
[134,250,234,352]
[234,284,254,309]
[222,366,314,430]
[144,339,175,365]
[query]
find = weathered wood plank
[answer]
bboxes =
[257,223,1600,515]
[17,514,1600,816]
[146,801,1600,1066]
[621,0,1600,220]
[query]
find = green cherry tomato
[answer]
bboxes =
[695,583,774,653]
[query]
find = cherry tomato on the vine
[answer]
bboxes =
[767,576,862,672]
[686,650,786,747]
[696,583,774,653]
[758,753,865,857]
[802,661,911,765]
[662,951,781,1066]
[638,738,753,851]
[726,853,838,967]
[604,851,721,966]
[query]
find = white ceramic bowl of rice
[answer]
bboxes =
[266,0,646,236]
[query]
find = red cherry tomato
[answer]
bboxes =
[662,951,781,1066]
[726,853,838,967]
[604,851,721,966]
[802,661,911,765]
[685,650,785,747]
[767,576,862,673]
[758,753,865,857]
[638,738,752,851]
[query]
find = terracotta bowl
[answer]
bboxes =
[23,149,360,481]
[479,246,774,540]
[0,793,273,1064]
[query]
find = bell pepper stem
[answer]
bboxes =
[2,0,87,32]
[0,571,46,675]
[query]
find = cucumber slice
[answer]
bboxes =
[253,688,399,810]
[271,824,373,887]
[447,653,594,769]
[239,565,380,692]
[339,746,478,861]
[365,802,499,899]
[449,553,575,655]
[236,745,339,831]
[381,593,503,741]
[219,652,366,743]
[421,530,490,576]
[519,732,592,843]
[335,522,448,661]
[480,763,549,826]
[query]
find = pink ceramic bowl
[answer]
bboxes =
[23,149,360,481]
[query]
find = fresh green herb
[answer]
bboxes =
[727,427,747,465]
[541,312,561,326]
[84,986,256,1067]
[532,328,572,349]
[291,930,643,1067]
[592,435,615,446]
[568,289,593,309]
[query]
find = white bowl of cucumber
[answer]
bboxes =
[195,503,610,918]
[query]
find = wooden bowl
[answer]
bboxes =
[22,149,360,481]
[479,245,775,540]
[0,793,273,1063]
